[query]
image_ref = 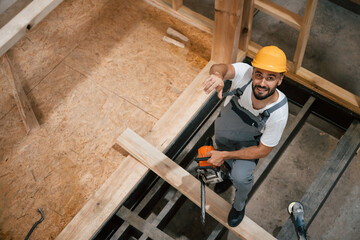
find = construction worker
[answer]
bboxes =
[203,46,289,227]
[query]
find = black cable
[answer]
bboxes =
[24,208,44,240]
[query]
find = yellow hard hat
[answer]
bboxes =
[252,46,287,73]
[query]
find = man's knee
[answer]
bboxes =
[231,171,253,187]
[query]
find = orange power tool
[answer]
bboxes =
[195,138,225,224]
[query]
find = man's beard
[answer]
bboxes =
[252,83,277,100]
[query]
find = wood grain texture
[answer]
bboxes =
[117,128,276,240]
[0,54,39,133]
[211,0,244,63]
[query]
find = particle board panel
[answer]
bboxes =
[0,54,39,133]
[0,62,158,239]
[0,1,214,239]
[0,0,64,57]
[117,128,276,240]
[0,0,111,120]
[64,0,211,119]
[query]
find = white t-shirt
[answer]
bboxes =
[223,62,288,147]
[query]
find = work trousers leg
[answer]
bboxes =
[227,159,256,211]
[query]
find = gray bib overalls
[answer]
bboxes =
[214,80,287,211]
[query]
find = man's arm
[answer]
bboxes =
[206,142,273,167]
[203,63,235,98]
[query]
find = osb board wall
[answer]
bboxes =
[0,0,212,239]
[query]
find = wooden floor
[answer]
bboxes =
[0,0,212,239]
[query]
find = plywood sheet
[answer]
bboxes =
[0,0,212,239]
[64,0,211,119]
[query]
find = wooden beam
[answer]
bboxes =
[254,0,302,30]
[0,0,63,57]
[293,0,318,71]
[117,207,175,240]
[211,0,244,64]
[145,0,213,34]
[248,41,360,116]
[117,128,276,240]
[0,54,39,133]
[56,61,216,240]
[277,119,360,240]
[172,0,183,11]
[238,0,255,52]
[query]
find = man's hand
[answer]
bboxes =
[203,73,224,99]
[206,150,227,167]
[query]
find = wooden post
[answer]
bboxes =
[172,0,183,11]
[238,0,254,52]
[0,54,39,133]
[293,0,318,72]
[211,0,244,64]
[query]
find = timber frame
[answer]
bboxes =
[1,0,359,239]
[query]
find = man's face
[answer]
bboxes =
[251,68,284,100]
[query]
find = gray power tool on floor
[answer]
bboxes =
[287,201,308,240]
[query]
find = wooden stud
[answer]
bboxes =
[117,128,276,240]
[172,0,183,11]
[211,0,244,64]
[238,0,254,52]
[0,54,39,133]
[254,0,302,30]
[293,0,318,72]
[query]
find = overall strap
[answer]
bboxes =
[258,96,288,126]
[223,79,252,98]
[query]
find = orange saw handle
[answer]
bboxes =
[197,145,215,168]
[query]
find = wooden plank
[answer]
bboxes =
[0,0,63,57]
[211,0,244,63]
[56,62,216,240]
[166,27,189,42]
[277,119,360,240]
[117,128,276,240]
[238,0,254,52]
[172,0,183,11]
[293,0,318,71]
[117,207,175,240]
[146,0,214,34]
[252,96,316,192]
[248,41,360,116]
[254,0,302,30]
[0,54,39,133]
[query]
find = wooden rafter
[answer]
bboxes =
[117,128,276,240]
